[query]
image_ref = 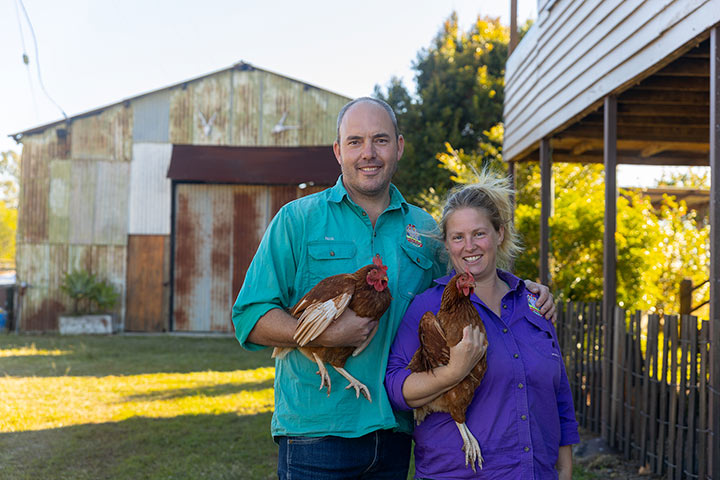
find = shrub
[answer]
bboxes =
[60,270,119,314]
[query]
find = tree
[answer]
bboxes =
[0,150,20,209]
[0,150,20,269]
[375,13,509,203]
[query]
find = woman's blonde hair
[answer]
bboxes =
[439,169,522,270]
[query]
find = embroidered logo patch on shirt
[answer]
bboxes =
[406,224,423,247]
[527,293,542,316]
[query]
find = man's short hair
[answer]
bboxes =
[336,97,400,144]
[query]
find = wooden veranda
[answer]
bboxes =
[505,1,719,477]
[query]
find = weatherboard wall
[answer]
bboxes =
[503,0,720,161]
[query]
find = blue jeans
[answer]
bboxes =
[276,429,411,479]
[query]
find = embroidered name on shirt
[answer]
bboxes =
[406,224,423,247]
[527,293,542,316]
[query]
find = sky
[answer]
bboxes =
[0,0,684,186]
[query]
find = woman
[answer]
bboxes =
[385,172,579,479]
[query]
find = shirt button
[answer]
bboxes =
[362,211,367,216]
[502,304,507,309]
[524,446,530,452]
[518,383,524,389]
[521,414,527,420]
[503,328,508,333]
[514,354,519,359]
[329,251,335,257]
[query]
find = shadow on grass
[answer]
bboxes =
[0,334,275,378]
[0,412,278,480]
[122,379,275,402]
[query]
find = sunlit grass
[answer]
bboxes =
[0,367,275,433]
[0,334,279,479]
[0,343,71,357]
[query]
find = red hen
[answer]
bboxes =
[273,254,391,402]
[407,269,488,471]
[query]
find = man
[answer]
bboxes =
[232,97,554,479]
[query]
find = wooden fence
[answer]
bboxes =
[556,302,714,479]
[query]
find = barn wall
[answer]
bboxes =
[16,64,349,332]
[17,105,132,331]
[504,0,720,160]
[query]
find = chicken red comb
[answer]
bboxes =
[373,254,388,273]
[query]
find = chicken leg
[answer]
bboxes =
[312,353,332,395]
[333,366,372,402]
[456,421,483,472]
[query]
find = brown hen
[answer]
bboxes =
[407,269,488,471]
[272,254,391,402]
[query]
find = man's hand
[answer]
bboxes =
[313,308,377,348]
[525,280,556,322]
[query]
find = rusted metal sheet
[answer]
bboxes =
[125,235,169,331]
[129,143,173,235]
[93,162,129,245]
[16,244,68,331]
[231,68,261,144]
[175,184,269,332]
[69,161,97,245]
[18,138,49,243]
[132,90,170,142]
[48,160,71,244]
[169,84,193,144]
[169,73,232,145]
[298,85,348,146]
[166,145,340,184]
[192,71,231,145]
[70,104,132,162]
[172,183,332,332]
[262,73,302,146]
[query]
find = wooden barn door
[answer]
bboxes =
[125,235,170,331]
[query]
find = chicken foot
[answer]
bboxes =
[456,421,483,472]
[333,366,372,402]
[311,353,332,395]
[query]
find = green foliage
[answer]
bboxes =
[0,150,20,209]
[375,13,509,204]
[60,269,119,314]
[0,150,19,269]
[512,163,708,315]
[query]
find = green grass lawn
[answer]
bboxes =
[0,334,601,480]
[0,334,277,480]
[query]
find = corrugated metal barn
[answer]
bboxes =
[13,62,350,332]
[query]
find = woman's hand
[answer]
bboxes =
[556,445,572,480]
[402,325,486,408]
[446,325,487,384]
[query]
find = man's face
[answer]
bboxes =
[333,101,404,201]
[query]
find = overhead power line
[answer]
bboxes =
[15,0,68,122]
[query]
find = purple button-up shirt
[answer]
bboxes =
[385,270,579,479]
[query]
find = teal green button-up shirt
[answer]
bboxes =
[232,176,445,437]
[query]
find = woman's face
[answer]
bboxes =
[444,207,504,281]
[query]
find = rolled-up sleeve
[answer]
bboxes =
[232,206,300,351]
[385,292,435,411]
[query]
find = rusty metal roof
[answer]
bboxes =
[166,144,340,184]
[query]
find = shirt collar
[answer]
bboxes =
[328,175,409,213]
[434,268,524,293]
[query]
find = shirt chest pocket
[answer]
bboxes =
[398,243,434,301]
[526,315,562,361]
[306,241,358,283]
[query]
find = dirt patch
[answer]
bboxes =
[574,429,662,479]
